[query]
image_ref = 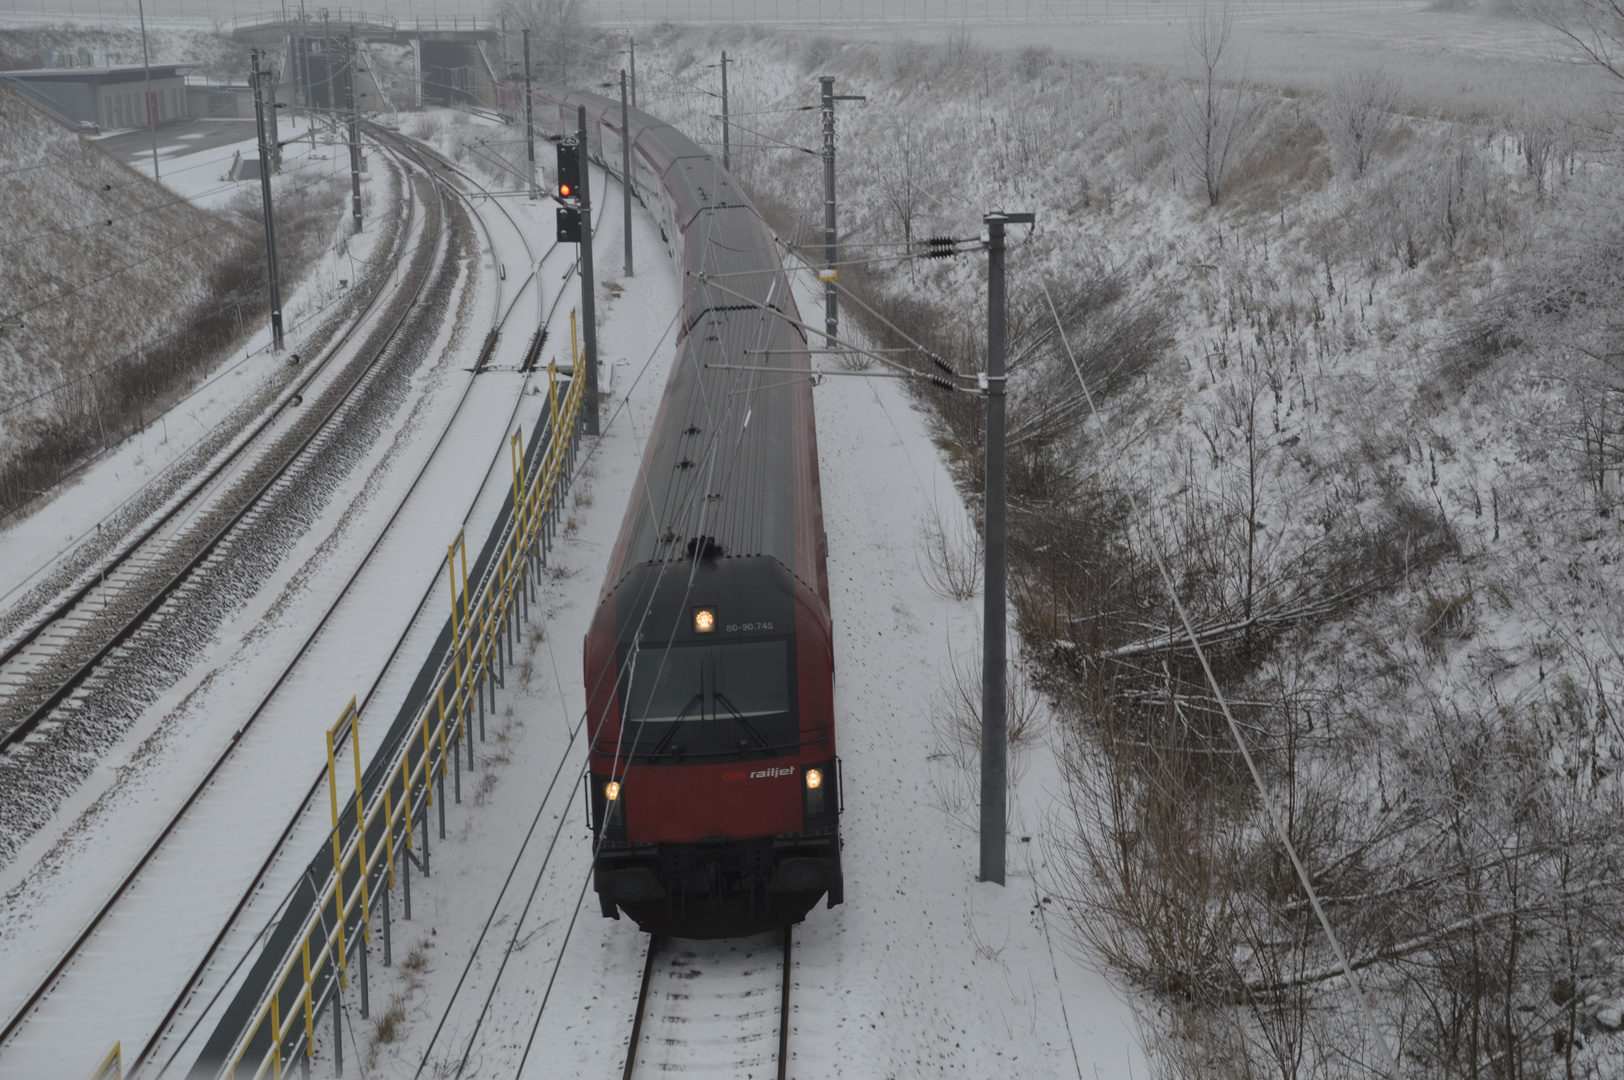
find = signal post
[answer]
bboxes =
[555,115,599,435]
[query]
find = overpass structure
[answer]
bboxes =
[232,10,505,112]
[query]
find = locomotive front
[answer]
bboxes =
[585,554,841,939]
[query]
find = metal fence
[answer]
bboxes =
[585,0,1426,22]
[186,339,587,1080]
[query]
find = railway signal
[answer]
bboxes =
[556,205,582,243]
[557,137,581,200]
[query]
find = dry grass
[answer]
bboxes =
[926,645,1044,826]
[0,83,353,519]
[917,501,982,601]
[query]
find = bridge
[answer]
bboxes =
[232,9,503,111]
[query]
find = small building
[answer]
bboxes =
[0,65,190,131]
[185,81,259,119]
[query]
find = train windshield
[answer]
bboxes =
[619,640,795,758]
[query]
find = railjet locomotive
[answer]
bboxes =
[546,89,843,939]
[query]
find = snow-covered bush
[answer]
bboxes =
[610,18,1624,1077]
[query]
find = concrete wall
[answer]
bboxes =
[97,76,186,130]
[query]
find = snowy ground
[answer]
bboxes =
[268,163,1149,1080]
[0,112,591,1077]
[0,110,396,618]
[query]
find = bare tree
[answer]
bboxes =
[1181,2,1259,207]
[1520,0,1624,86]
[503,0,587,84]
[876,121,940,257]
[1319,66,1398,177]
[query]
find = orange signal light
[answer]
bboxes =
[559,183,573,198]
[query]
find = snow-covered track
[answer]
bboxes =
[0,144,436,761]
[0,132,571,1073]
[622,931,794,1080]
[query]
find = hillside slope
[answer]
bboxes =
[622,18,1624,1078]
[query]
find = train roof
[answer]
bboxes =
[550,89,823,598]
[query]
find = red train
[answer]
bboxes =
[544,88,844,939]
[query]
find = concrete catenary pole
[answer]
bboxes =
[621,68,633,278]
[819,76,836,348]
[136,0,158,179]
[347,34,362,234]
[250,49,284,352]
[523,29,537,198]
[265,54,282,171]
[720,50,730,172]
[302,17,317,150]
[578,105,599,436]
[978,209,1033,887]
[979,212,1010,887]
[816,78,863,348]
[628,37,637,108]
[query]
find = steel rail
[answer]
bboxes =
[778,927,793,1080]
[0,135,422,753]
[620,929,794,1080]
[0,139,457,1057]
[621,937,661,1080]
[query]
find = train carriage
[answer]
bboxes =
[543,88,843,939]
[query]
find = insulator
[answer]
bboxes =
[929,353,956,377]
[927,374,957,392]
[923,236,959,259]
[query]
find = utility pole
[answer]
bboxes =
[265,57,282,171]
[818,76,864,348]
[978,209,1034,888]
[621,68,633,278]
[577,105,599,436]
[346,33,362,234]
[628,37,637,108]
[250,49,285,352]
[302,24,317,150]
[719,50,731,172]
[137,0,157,179]
[522,29,537,198]
[322,9,331,119]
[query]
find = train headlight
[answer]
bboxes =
[605,780,621,801]
[803,766,827,818]
[693,607,717,633]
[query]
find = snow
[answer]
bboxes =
[0,113,398,616]
[0,60,1151,1068]
[261,158,1149,1079]
[0,116,565,1076]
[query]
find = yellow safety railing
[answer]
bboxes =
[221,332,588,1079]
[88,1042,120,1080]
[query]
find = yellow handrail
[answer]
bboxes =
[87,1041,121,1080]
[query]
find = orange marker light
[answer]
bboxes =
[694,608,716,633]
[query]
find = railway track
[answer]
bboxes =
[0,158,424,759]
[622,930,795,1080]
[0,131,577,1077]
